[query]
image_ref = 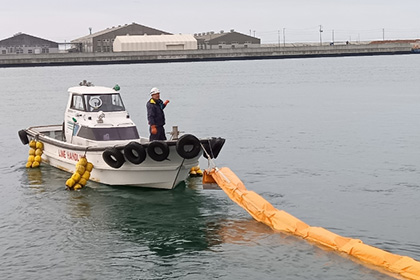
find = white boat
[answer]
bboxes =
[18,82,225,189]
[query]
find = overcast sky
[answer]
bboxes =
[2,0,420,44]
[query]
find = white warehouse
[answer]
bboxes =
[113,34,197,52]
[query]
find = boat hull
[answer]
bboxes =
[24,125,218,190]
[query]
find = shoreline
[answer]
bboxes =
[0,43,416,68]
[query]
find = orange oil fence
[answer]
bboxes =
[204,167,420,280]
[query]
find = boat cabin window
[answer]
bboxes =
[83,94,125,112]
[71,94,85,111]
[77,126,139,141]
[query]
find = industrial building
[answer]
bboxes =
[194,30,260,49]
[113,34,197,52]
[0,33,59,55]
[71,23,171,53]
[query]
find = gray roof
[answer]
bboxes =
[194,31,260,44]
[195,30,258,40]
[72,22,171,42]
[0,33,58,46]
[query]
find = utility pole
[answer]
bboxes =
[332,30,334,44]
[382,28,385,41]
[278,30,280,47]
[283,28,286,47]
[319,25,323,46]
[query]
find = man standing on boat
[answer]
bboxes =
[147,87,169,141]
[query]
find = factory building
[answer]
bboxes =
[0,33,59,55]
[71,23,171,53]
[113,34,197,52]
[195,30,260,49]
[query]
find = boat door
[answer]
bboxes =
[64,93,84,142]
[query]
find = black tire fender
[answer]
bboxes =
[124,142,146,164]
[18,129,29,145]
[102,148,125,168]
[147,141,169,162]
[176,134,201,159]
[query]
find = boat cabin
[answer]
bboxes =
[64,84,140,146]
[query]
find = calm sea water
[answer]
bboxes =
[1,55,420,279]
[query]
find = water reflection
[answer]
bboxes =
[67,192,92,218]
[69,183,226,257]
[20,167,277,257]
[26,168,44,187]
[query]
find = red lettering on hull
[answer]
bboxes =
[58,149,82,162]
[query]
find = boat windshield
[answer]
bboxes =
[77,126,139,141]
[83,94,125,112]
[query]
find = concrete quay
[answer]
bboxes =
[0,43,415,68]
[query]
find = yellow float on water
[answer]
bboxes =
[29,140,36,148]
[204,167,420,280]
[66,178,76,188]
[86,162,93,172]
[82,171,90,180]
[71,172,81,182]
[35,141,43,150]
[75,164,85,175]
[26,140,43,168]
[65,156,93,190]
[189,166,203,177]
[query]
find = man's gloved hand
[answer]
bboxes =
[151,125,157,135]
[164,100,170,106]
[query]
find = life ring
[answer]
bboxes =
[124,142,146,164]
[102,148,125,168]
[18,129,29,145]
[176,134,201,159]
[147,141,169,161]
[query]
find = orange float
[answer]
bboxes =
[204,167,420,280]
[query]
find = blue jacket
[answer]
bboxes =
[146,98,166,126]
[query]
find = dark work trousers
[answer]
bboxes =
[149,125,167,141]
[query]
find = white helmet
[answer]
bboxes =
[150,87,160,95]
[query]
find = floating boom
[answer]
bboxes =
[204,167,420,280]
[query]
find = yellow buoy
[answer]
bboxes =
[34,155,42,162]
[28,155,35,162]
[76,165,86,175]
[35,141,43,150]
[35,149,43,156]
[86,162,93,172]
[196,169,203,176]
[78,157,88,167]
[82,171,90,180]
[29,140,36,148]
[78,178,87,186]
[31,161,40,168]
[66,178,76,188]
[65,156,93,190]
[29,148,36,155]
[71,172,81,182]
[26,162,33,168]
